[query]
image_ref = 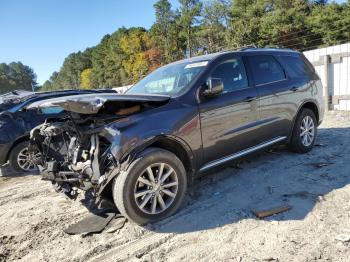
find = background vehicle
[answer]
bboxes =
[0,89,116,172]
[0,90,35,112]
[30,48,324,224]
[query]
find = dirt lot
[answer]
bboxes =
[1,112,350,262]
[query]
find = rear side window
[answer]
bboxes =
[280,55,314,79]
[247,55,286,85]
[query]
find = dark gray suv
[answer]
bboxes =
[30,47,324,224]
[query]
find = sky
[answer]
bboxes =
[0,0,180,85]
[0,0,347,85]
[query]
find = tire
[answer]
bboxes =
[113,148,187,225]
[289,108,317,153]
[9,141,39,173]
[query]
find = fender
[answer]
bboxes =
[121,134,195,172]
[98,134,196,196]
[287,99,321,142]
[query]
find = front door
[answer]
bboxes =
[199,56,259,168]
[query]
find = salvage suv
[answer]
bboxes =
[29,48,324,225]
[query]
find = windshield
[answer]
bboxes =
[127,61,208,96]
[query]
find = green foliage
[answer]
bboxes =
[41,80,53,91]
[48,49,92,90]
[178,0,202,57]
[89,27,162,88]
[307,2,350,47]
[43,0,350,91]
[197,0,229,53]
[80,68,92,89]
[227,0,266,48]
[0,62,37,94]
[259,0,312,50]
[151,0,184,63]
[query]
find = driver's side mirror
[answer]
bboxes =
[203,78,224,97]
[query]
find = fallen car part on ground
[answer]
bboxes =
[64,212,127,235]
[64,212,117,235]
[252,205,292,219]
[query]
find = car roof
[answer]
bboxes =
[169,47,299,65]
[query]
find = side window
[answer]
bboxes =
[280,55,314,79]
[247,55,286,85]
[41,106,64,115]
[210,57,249,93]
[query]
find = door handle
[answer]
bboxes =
[243,96,256,102]
[290,86,299,92]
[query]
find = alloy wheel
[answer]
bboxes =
[134,163,179,215]
[300,115,315,147]
[17,147,41,171]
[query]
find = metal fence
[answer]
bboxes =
[303,42,350,111]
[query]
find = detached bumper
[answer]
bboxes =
[0,143,11,165]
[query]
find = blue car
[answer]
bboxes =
[0,89,116,172]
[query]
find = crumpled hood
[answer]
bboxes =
[27,93,170,114]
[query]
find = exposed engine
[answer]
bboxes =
[30,114,120,200]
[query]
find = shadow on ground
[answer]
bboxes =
[2,127,348,236]
[0,164,38,178]
[147,127,350,234]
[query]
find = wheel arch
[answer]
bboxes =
[128,135,196,183]
[301,101,320,124]
[5,135,30,162]
[288,100,320,142]
[99,135,195,200]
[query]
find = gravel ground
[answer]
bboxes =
[1,112,350,262]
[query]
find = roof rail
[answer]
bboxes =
[239,44,257,51]
[265,45,282,49]
[219,44,257,53]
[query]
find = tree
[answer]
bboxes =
[80,68,92,89]
[41,80,53,91]
[42,0,350,89]
[152,0,173,62]
[91,29,130,88]
[120,28,162,83]
[198,0,229,53]
[226,0,266,48]
[178,0,202,57]
[307,2,349,47]
[0,62,37,94]
[259,0,311,50]
[50,49,92,89]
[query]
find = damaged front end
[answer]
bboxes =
[31,118,115,200]
[29,93,169,202]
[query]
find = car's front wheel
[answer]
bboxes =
[289,108,317,153]
[113,148,187,225]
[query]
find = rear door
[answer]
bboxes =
[245,54,294,143]
[199,55,259,167]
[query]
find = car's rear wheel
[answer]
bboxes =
[9,141,40,173]
[113,148,187,225]
[289,108,317,153]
